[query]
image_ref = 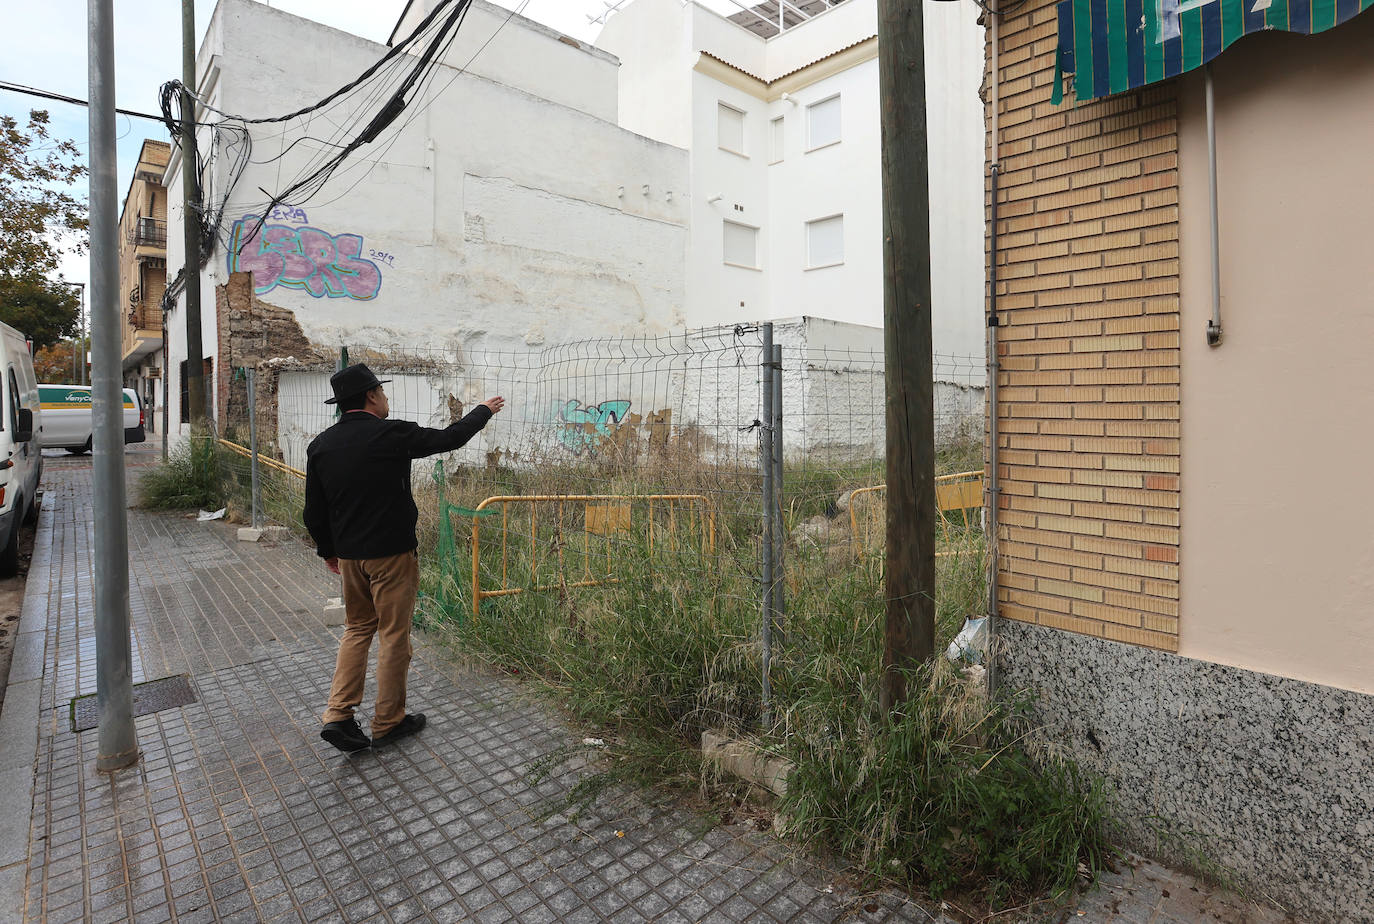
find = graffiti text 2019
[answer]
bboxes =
[227,215,383,300]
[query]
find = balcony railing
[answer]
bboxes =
[127,217,167,249]
[127,305,164,332]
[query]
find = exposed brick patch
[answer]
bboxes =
[215,271,333,447]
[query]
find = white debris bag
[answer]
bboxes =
[197,508,227,521]
[946,616,988,664]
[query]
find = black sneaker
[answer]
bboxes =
[372,713,426,747]
[321,718,371,752]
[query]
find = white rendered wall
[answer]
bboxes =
[594,0,697,149]
[762,1,876,76]
[765,60,882,331]
[923,0,988,364]
[164,0,689,439]
[690,71,771,326]
[597,0,986,362]
[689,4,768,78]
[390,0,620,123]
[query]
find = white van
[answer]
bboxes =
[37,384,145,454]
[0,321,42,575]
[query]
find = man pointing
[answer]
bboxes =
[304,363,505,752]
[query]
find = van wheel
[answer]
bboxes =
[23,495,38,527]
[66,438,92,455]
[0,516,19,577]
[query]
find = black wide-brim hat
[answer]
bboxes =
[325,363,391,404]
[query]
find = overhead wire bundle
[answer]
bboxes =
[157,0,477,267]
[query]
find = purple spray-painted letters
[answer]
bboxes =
[227,215,383,300]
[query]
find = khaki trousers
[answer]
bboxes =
[321,551,419,737]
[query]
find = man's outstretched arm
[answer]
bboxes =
[401,397,505,458]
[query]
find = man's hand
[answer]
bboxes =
[482,396,506,414]
[325,557,341,575]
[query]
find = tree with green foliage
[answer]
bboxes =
[0,109,86,348]
[33,339,84,385]
[1,274,81,349]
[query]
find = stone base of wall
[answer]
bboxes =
[994,619,1373,922]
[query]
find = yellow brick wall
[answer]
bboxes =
[988,0,1181,652]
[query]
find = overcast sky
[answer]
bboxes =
[0,0,711,290]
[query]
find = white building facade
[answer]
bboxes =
[595,0,987,361]
[164,0,690,436]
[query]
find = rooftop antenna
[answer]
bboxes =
[588,0,630,26]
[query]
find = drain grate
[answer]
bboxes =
[68,674,198,733]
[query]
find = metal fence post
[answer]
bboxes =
[88,0,138,773]
[759,323,776,727]
[247,367,261,529]
[335,347,348,420]
[771,342,785,644]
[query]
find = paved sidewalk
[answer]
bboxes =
[1,458,943,924]
[0,457,1294,924]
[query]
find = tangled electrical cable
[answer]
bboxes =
[930,0,1031,15]
[157,0,475,267]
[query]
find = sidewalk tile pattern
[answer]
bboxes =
[19,458,937,923]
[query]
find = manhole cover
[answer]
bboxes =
[68,674,198,733]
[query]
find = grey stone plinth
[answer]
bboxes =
[701,731,793,799]
[996,618,1374,922]
[322,597,346,626]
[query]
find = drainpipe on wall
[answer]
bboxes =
[986,11,1002,693]
[1205,63,1223,347]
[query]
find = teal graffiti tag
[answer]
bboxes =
[556,399,632,455]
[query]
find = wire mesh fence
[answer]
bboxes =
[206,323,988,737]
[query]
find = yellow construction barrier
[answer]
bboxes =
[469,494,715,614]
[216,438,306,479]
[848,470,984,557]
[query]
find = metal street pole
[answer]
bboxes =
[60,282,84,384]
[87,0,138,772]
[81,291,89,385]
[770,342,785,644]
[80,285,87,385]
[181,0,206,428]
[759,323,775,729]
[878,0,937,712]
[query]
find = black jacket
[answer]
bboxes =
[303,406,493,560]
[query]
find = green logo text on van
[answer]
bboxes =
[38,386,132,409]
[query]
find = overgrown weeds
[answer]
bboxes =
[780,658,1115,908]
[137,436,224,510]
[151,433,1107,910]
[421,482,1115,911]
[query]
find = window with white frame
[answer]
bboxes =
[770,116,785,164]
[806,214,844,269]
[723,220,759,269]
[806,95,841,151]
[717,102,746,156]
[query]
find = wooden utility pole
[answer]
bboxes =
[181,0,205,427]
[877,0,937,712]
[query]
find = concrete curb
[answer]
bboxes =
[701,730,795,834]
[0,501,53,921]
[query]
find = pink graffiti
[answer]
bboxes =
[228,215,383,300]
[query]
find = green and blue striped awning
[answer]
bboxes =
[1053,0,1374,102]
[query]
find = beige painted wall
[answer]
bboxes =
[1178,14,1374,694]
